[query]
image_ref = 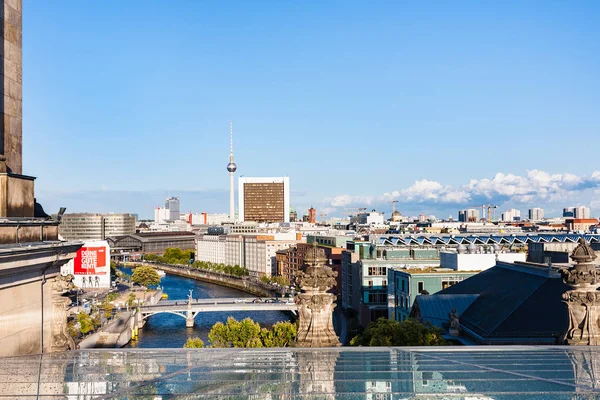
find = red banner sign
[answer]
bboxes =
[74,246,107,275]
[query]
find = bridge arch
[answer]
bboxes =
[141,310,192,321]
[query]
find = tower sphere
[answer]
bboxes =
[227,162,237,173]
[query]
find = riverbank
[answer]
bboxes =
[78,289,162,349]
[129,262,277,298]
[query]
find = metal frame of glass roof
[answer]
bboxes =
[377,233,600,247]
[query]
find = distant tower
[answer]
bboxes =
[308,207,317,224]
[227,121,237,221]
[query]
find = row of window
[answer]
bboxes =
[367,266,387,276]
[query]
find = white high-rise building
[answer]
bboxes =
[574,206,591,219]
[154,207,170,224]
[502,208,521,222]
[528,208,544,221]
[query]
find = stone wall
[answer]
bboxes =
[0,267,57,357]
[1,0,23,174]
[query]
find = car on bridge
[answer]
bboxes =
[252,298,263,303]
[234,298,247,303]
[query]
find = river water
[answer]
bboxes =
[121,268,293,348]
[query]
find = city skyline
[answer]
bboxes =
[22,1,599,218]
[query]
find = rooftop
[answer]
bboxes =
[2,347,600,398]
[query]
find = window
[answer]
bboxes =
[401,279,405,292]
[368,293,387,303]
[368,280,373,289]
[418,281,424,294]
[382,280,387,289]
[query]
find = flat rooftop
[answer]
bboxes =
[2,347,597,398]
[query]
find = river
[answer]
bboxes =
[121,268,294,348]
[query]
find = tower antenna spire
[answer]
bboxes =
[229,120,233,157]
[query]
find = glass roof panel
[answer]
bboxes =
[1,347,600,398]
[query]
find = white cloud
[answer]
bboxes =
[323,169,600,215]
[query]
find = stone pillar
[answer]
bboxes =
[1,0,23,174]
[49,274,76,352]
[186,301,194,328]
[297,350,338,398]
[293,242,341,347]
[560,238,600,345]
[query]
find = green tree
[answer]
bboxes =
[261,321,297,347]
[110,260,118,277]
[183,337,205,348]
[208,318,296,348]
[208,317,264,348]
[77,312,95,335]
[127,293,137,308]
[131,265,161,288]
[101,298,114,320]
[350,318,447,347]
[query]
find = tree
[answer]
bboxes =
[131,265,161,288]
[110,260,117,277]
[350,318,447,347]
[208,318,296,348]
[127,293,137,308]
[77,312,95,335]
[261,321,297,347]
[208,317,264,348]
[101,298,114,320]
[183,337,205,348]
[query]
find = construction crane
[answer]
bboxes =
[467,203,499,222]
[319,213,328,223]
[344,207,367,217]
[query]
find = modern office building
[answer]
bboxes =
[165,197,180,221]
[563,207,575,218]
[59,213,136,241]
[238,177,290,223]
[528,208,544,221]
[501,208,521,222]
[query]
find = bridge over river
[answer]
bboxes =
[139,298,298,327]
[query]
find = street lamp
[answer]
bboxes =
[188,289,194,303]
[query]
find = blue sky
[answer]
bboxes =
[23,1,600,219]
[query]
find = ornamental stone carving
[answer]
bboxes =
[50,274,76,352]
[293,242,341,347]
[560,238,600,345]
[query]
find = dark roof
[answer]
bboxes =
[136,232,196,238]
[412,294,478,329]
[428,262,569,342]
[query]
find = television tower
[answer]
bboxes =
[226,121,237,221]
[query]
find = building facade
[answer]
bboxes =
[196,232,301,277]
[502,208,521,222]
[107,232,196,257]
[340,240,441,327]
[574,206,591,219]
[59,213,136,241]
[458,209,479,222]
[387,268,477,322]
[528,208,544,221]
[238,177,290,223]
